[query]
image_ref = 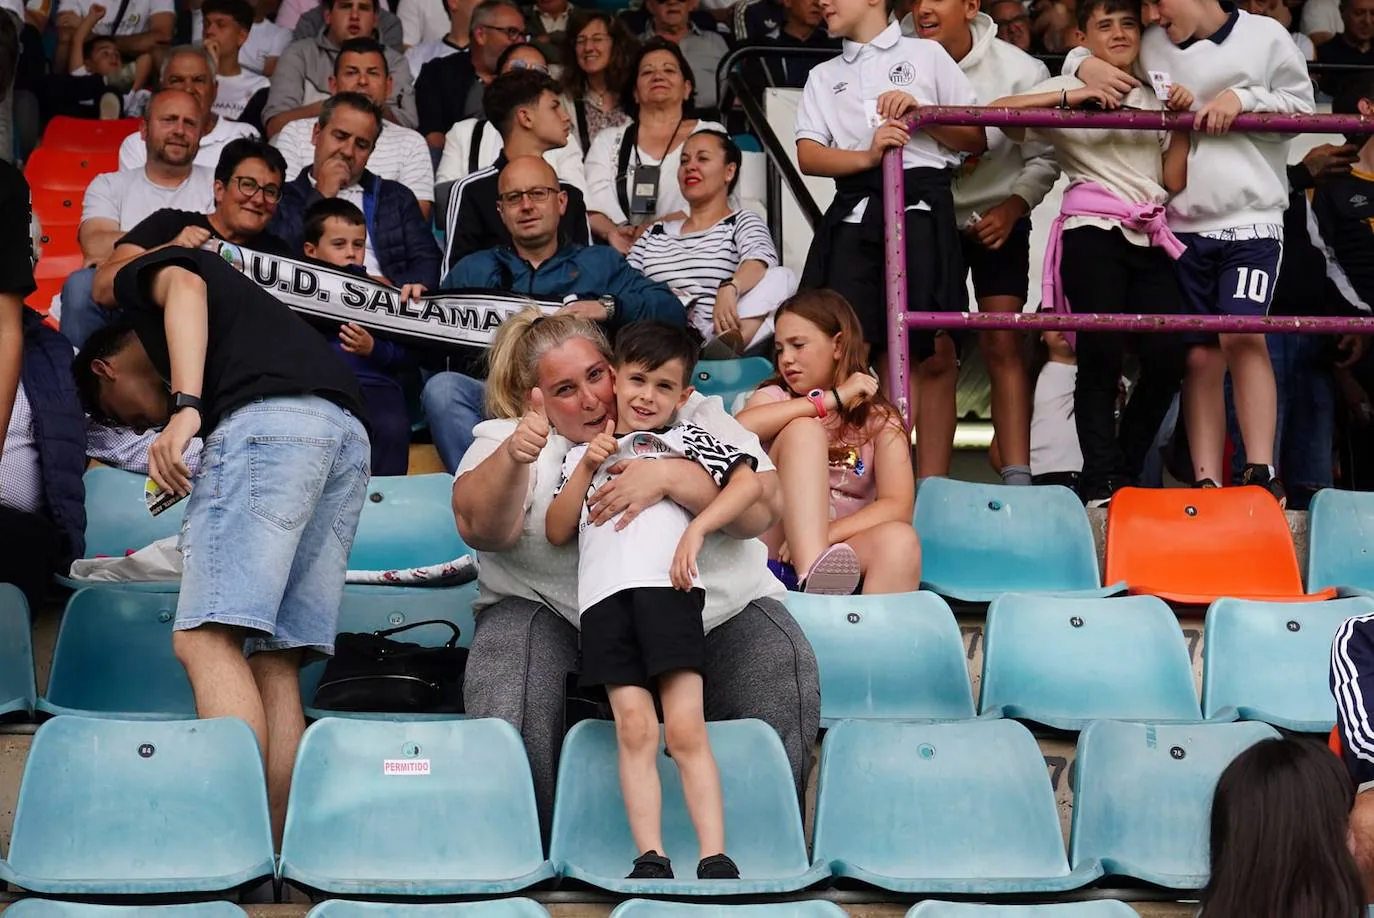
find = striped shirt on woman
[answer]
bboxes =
[626,209,778,341]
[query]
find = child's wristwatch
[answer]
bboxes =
[807,388,828,418]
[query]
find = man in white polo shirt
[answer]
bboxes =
[54,0,173,57]
[270,36,434,218]
[63,89,215,347]
[117,45,259,170]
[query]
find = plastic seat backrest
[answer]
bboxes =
[612,903,848,917]
[1,716,275,895]
[812,719,1091,893]
[34,253,85,280]
[550,719,822,895]
[784,590,974,724]
[280,718,552,896]
[41,116,139,151]
[349,473,470,571]
[82,466,188,559]
[906,903,1139,918]
[39,589,194,719]
[30,186,83,225]
[5,904,249,917]
[914,478,1105,601]
[24,147,120,191]
[1308,488,1374,594]
[1203,596,1374,731]
[1104,486,1329,603]
[690,357,774,402]
[979,594,1201,730]
[28,276,63,314]
[0,583,34,718]
[305,902,551,918]
[1069,720,1279,888]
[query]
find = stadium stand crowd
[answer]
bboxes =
[8,0,1374,909]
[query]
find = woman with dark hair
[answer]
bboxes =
[560,9,637,152]
[1203,737,1365,918]
[627,130,794,354]
[584,37,726,253]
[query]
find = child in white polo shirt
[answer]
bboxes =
[907,0,1061,485]
[1066,0,1315,503]
[545,321,762,883]
[794,0,985,478]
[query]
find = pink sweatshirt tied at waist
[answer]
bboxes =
[1041,181,1188,319]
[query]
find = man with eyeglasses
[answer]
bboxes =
[270,92,441,289]
[271,38,435,219]
[421,155,684,473]
[263,0,418,137]
[989,0,1033,51]
[60,138,294,350]
[416,0,525,148]
[442,67,588,272]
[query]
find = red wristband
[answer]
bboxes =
[807,388,828,419]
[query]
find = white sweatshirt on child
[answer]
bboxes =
[905,12,1061,225]
[1064,11,1314,233]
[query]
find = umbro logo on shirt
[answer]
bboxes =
[832,81,848,94]
[1353,194,1369,207]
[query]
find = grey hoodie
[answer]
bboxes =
[262,30,418,131]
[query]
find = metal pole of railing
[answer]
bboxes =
[725,69,824,228]
[881,106,1374,425]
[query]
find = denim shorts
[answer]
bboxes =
[176,395,371,656]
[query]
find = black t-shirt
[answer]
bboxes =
[1317,36,1374,98]
[117,208,295,257]
[416,49,480,138]
[0,162,36,298]
[113,247,368,433]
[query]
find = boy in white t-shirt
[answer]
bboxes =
[545,321,762,883]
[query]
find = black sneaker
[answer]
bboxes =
[1082,477,1127,510]
[697,853,740,879]
[627,851,674,880]
[1193,478,1221,489]
[1241,463,1287,509]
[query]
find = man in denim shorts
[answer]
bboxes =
[73,246,371,842]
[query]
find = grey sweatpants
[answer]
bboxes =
[463,595,821,842]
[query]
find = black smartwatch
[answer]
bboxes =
[171,392,203,415]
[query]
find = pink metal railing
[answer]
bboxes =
[883,106,1374,423]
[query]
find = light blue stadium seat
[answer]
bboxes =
[811,719,1099,893]
[1069,720,1279,888]
[784,591,974,725]
[692,358,774,408]
[0,716,274,895]
[6,904,248,917]
[612,903,848,917]
[1203,596,1373,732]
[1308,488,1374,596]
[907,904,1139,918]
[38,588,194,719]
[979,594,1201,730]
[299,583,477,721]
[550,719,828,895]
[71,466,185,591]
[307,902,550,917]
[81,465,187,559]
[0,584,35,718]
[914,478,1120,602]
[349,474,469,572]
[280,718,553,896]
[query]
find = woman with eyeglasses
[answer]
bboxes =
[584,37,727,254]
[436,43,587,201]
[560,10,637,152]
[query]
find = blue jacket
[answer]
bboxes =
[269,167,441,290]
[22,308,87,565]
[442,243,686,330]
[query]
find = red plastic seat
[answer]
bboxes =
[37,223,79,261]
[41,116,138,152]
[30,185,83,227]
[26,276,63,314]
[1104,485,1337,605]
[33,253,84,281]
[24,148,119,192]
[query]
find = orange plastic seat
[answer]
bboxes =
[38,223,80,261]
[41,116,138,152]
[30,186,83,227]
[33,253,84,282]
[1104,486,1337,605]
[24,148,119,192]
[26,276,63,314]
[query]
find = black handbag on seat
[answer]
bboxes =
[313,620,468,714]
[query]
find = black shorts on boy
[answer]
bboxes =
[579,587,708,689]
